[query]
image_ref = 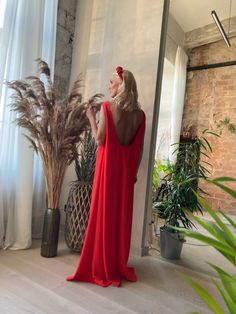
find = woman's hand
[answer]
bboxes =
[86,106,96,120]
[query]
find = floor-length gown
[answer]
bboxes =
[67,101,146,287]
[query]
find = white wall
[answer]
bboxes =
[165,13,185,65]
[155,58,175,162]
[61,0,165,256]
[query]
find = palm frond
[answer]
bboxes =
[174,179,236,313]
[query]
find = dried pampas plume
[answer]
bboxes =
[7,59,103,209]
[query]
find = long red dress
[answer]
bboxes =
[67,101,146,287]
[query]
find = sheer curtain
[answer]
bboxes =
[169,46,188,163]
[0,0,58,249]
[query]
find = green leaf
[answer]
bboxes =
[202,128,209,134]
[202,137,212,152]
[180,273,224,314]
[208,181,236,200]
[200,141,207,151]
[199,165,211,174]
[210,177,236,183]
[200,151,210,159]
[190,215,232,247]
[213,279,236,314]
[204,130,220,137]
[195,193,236,249]
[208,263,236,301]
[220,212,236,230]
[173,227,236,263]
[172,147,179,155]
[202,160,213,167]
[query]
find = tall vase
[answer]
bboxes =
[41,208,60,257]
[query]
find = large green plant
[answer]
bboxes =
[153,130,219,228]
[174,177,236,314]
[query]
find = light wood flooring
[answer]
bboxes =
[0,237,232,314]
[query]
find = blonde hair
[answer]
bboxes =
[113,69,140,112]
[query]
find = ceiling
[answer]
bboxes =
[170,0,236,32]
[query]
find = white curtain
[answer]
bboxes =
[169,46,188,163]
[0,0,58,249]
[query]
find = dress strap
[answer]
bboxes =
[102,101,112,126]
[102,101,116,142]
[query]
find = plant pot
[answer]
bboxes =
[65,182,92,252]
[41,208,60,257]
[160,226,184,260]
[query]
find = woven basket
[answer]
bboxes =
[65,181,92,252]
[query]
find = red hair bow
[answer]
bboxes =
[116,66,123,81]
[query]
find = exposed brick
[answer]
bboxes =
[183,37,236,214]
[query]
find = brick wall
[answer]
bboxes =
[182,37,236,213]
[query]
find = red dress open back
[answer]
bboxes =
[67,101,146,287]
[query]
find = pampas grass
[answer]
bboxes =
[7,59,103,209]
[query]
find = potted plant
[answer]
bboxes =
[7,59,103,257]
[153,130,218,259]
[150,160,172,247]
[152,159,172,203]
[65,130,97,252]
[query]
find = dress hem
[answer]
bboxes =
[66,274,137,288]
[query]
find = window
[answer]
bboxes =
[0,0,6,28]
[0,0,7,129]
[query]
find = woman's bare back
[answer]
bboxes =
[109,103,144,146]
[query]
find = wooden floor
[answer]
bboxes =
[0,237,231,314]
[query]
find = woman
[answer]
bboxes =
[67,66,146,287]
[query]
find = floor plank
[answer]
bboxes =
[0,239,227,314]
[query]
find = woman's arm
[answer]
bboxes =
[86,106,106,145]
